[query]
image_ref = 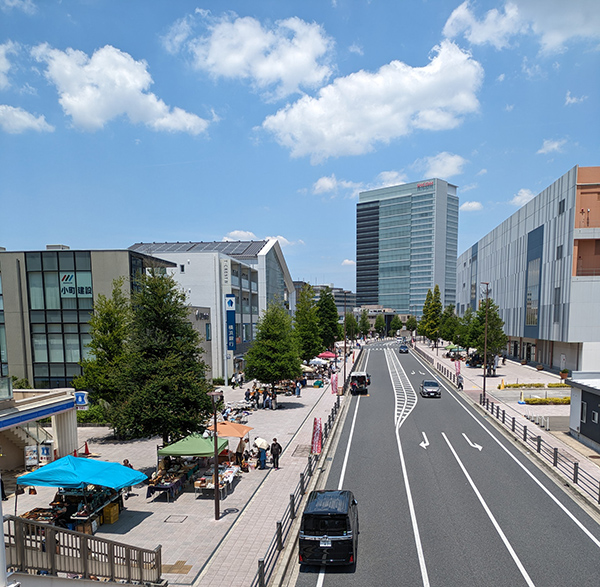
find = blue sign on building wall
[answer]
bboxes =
[225,294,236,351]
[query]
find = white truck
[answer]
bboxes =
[349,372,371,394]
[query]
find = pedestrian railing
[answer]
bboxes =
[250,395,342,587]
[480,395,600,504]
[4,514,163,584]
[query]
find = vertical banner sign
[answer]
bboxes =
[331,373,338,394]
[311,418,322,455]
[455,359,461,377]
[225,294,236,351]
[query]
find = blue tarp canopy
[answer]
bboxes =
[16,455,147,491]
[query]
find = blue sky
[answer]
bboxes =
[1,0,598,292]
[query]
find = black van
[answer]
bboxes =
[299,490,359,566]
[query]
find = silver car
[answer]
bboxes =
[420,379,441,398]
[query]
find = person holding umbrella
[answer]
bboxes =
[254,437,269,469]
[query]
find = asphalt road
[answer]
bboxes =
[292,342,600,587]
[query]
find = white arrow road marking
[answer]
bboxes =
[462,433,483,451]
[411,370,415,375]
[420,432,430,449]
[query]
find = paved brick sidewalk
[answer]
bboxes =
[3,354,357,587]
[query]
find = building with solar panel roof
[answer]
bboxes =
[129,239,294,381]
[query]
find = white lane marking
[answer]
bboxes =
[338,396,361,491]
[462,433,483,451]
[420,432,430,450]
[442,433,537,587]
[386,350,430,587]
[410,350,600,550]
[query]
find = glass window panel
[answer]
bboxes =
[48,333,64,362]
[42,251,58,271]
[0,324,6,362]
[46,311,62,323]
[81,333,92,360]
[26,252,42,271]
[80,323,91,334]
[64,333,80,362]
[30,311,45,323]
[44,272,61,309]
[31,324,45,333]
[32,334,48,362]
[47,324,61,333]
[50,364,65,377]
[63,311,78,323]
[75,251,91,271]
[76,272,93,299]
[58,251,75,271]
[34,364,49,377]
[64,324,78,333]
[79,310,92,323]
[78,297,93,309]
[66,364,82,377]
[62,297,77,309]
[29,272,44,309]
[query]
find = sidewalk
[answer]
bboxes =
[414,342,600,509]
[2,354,357,587]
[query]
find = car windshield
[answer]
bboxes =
[424,381,438,388]
[303,515,348,536]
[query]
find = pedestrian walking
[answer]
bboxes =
[235,437,247,467]
[271,438,282,469]
[254,438,268,470]
[123,459,133,498]
[295,380,301,398]
[457,375,464,391]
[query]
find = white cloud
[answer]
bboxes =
[312,174,362,196]
[414,151,467,179]
[187,14,334,100]
[262,41,483,163]
[443,0,600,54]
[341,259,356,266]
[497,73,505,82]
[461,183,478,192]
[374,171,408,188]
[443,1,527,50]
[265,235,304,247]
[537,138,566,154]
[162,15,195,55]
[476,168,488,176]
[460,201,483,211]
[348,43,364,56]
[1,0,36,14]
[0,104,54,133]
[31,44,210,134]
[0,41,16,89]
[521,57,543,79]
[505,104,514,112]
[223,230,257,241]
[510,188,536,206]
[565,90,587,105]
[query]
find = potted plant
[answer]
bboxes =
[560,368,569,380]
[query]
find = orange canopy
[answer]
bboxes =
[207,421,253,438]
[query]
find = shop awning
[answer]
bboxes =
[157,433,228,457]
[16,455,147,491]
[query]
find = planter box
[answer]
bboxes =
[536,364,544,370]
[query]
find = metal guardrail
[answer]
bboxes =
[480,396,600,504]
[250,396,342,587]
[4,515,162,584]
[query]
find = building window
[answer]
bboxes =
[595,240,600,256]
[556,245,563,260]
[180,264,185,273]
[558,199,565,215]
[581,401,587,424]
[553,287,561,323]
[592,411,599,424]
[205,323,211,342]
[525,257,540,326]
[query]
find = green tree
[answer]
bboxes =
[374,314,386,338]
[455,306,476,350]
[245,300,301,393]
[345,312,358,340]
[439,305,458,343]
[389,315,403,336]
[405,315,418,332]
[106,272,212,444]
[293,284,323,362]
[316,287,339,349]
[419,285,442,343]
[11,376,31,389]
[418,289,433,337]
[73,278,132,405]
[473,298,508,360]
[359,309,370,338]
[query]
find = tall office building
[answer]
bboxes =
[356,179,458,317]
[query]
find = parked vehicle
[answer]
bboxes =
[398,344,409,354]
[420,379,441,398]
[349,372,371,394]
[299,490,359,566]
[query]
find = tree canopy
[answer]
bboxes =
[345,312,358,340]
[374,314,386,337]
[245,300,301,390]
[405,315,418,332]
[77,272,213,444]
[418,285,442,342]
[359,309,370,338]
[389,315,403,336]
[316,287,339,349]
[439,305,459,343]
[293,284,323,362]
[473,297,508,358]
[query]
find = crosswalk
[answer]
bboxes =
[384,348,418,428]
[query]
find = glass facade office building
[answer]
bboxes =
[356,179,458,316]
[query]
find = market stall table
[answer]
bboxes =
[194,465,240,499]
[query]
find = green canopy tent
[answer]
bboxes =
[158,433,228,457]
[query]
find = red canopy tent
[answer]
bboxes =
[318,351,336,359]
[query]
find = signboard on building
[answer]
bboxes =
[225,294,236,351]
[74,391,89,411]
[25,445,38,467]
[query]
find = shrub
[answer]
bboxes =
[212,377,225,386]
[524,397,570,405]
[548,383,570,388]
[77,403,110,424]
[498,383,546,389]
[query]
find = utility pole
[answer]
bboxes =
[343,292,347,394]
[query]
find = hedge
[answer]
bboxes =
[524,397,570,405]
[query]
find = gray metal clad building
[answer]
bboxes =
[356,178,459,317]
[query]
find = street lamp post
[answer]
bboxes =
[208,390,223,520]
[343,292,347,394]
[481,283,490,401]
